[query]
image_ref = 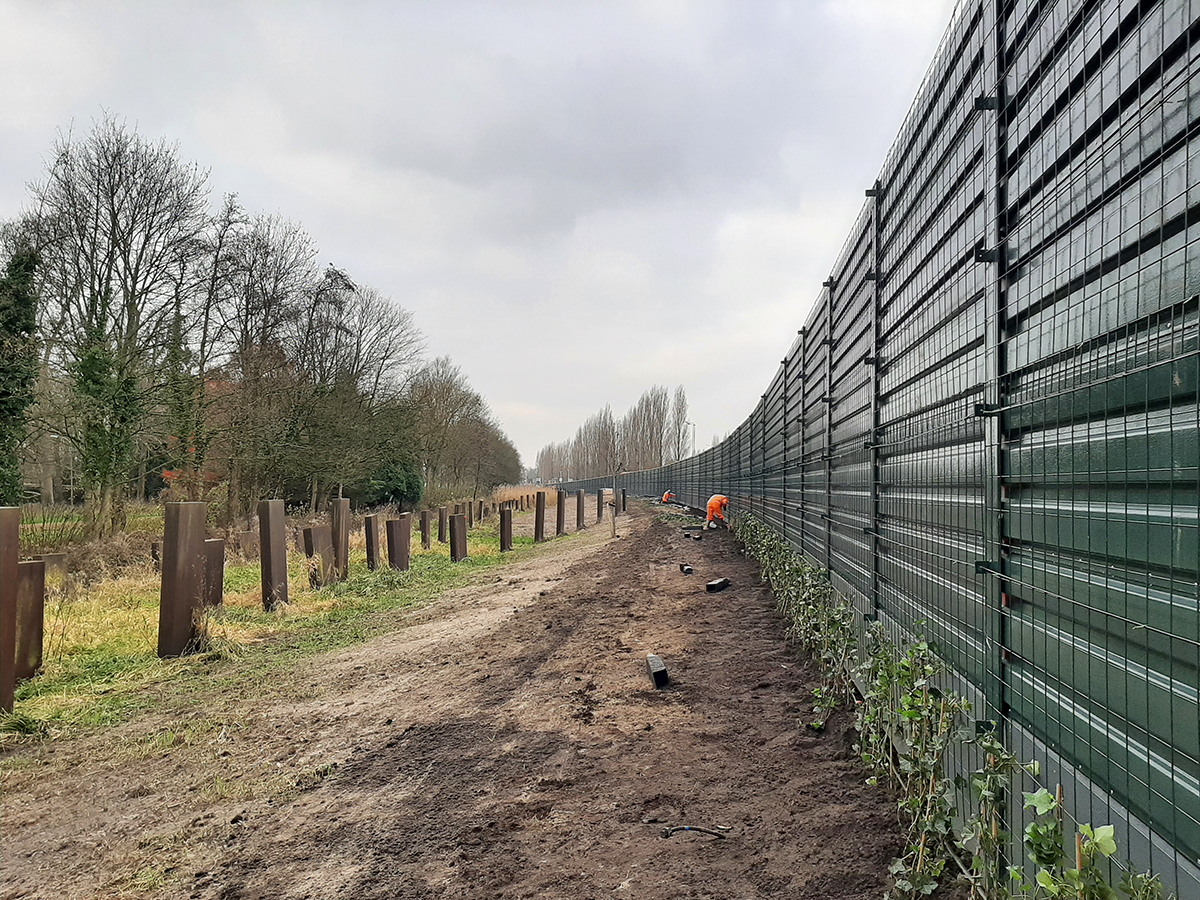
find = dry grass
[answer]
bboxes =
[5,512,534,738]
[492,485,560,507]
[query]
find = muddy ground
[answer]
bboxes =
[1,503,901,899]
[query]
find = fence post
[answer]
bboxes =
[419,510,431,549]
[438,507,447,543]
[302,525,334,588]
[576,489,585,530]
[534,491,546,543]
[467,501,474,527]
[500,508,513,552]
[386,514,412,571]
[621,488,626,512]
[330,498,350,581]
[258,500,288,611]
[364,514,380,570]
[596,490,603,522]
[158,501,208,658]
[203,538,225,607]
[0,508,17,712]
[449,514,468,562]
[556,491,566,536]
[14,560,44,683]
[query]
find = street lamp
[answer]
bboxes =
[684,420,696,457]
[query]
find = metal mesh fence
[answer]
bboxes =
[555,0,1200,892]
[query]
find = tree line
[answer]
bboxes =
[0,114,520,537]
[534,385,689,483]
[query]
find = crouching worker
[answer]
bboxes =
[662,491,675,503]
[706,494,729,529]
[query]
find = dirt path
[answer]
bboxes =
[1,504,900,899]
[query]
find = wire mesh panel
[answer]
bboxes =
[555,0,1200,890]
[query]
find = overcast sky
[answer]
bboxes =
[1,0,958,468]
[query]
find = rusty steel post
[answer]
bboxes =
[386,514,412,571]
[420,510,431,550]
[302,524,334,589]
[158,502,208,658]
[534,491,546,543]
[364,514,380,571]
[597,490,604,522]
[259,500,289,612]
[477,500,484,521]
[438,507,448,543]
[203,539,225,607]
[556,491,566,536]
[576,489,585,530]
[330,498,350,581]
[449,514,468,562]
[500,508,513,552]
[0,508,16,712]
[15,560,44,682]
[467,501,474,527]
[621,489,627,512]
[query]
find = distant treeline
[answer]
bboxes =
[0,114,520,537]
[535,385,688,483]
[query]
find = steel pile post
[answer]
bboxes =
[364,514,380,570]
[596,490,603,522]
[0,508,17,712]
[621,489,626,512]
[330,498,350,581]
[386,514,411,571]
[158,502,208,658]
[438,507,448,543]
[500,508,513,552]
[449,514,468,562]
[14,560,44,682]
[203,539,225,607]
[258,500,288,611]
[302,525,334,588]
[420,510,431,549]
[576,489,585,530]
[467,502,474,527]
[556,491,566,536]
[534,491,546,542]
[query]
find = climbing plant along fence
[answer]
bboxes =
[556,1,1200,894]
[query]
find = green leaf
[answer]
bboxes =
[1024,788,1057,816]
[1091,824,1117,857]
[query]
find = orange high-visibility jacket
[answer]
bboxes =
[662,491,674,503]
[706,495,729,521]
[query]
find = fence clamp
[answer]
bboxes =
[974,95,998,111]
[975,245,999,263]
[975,559,1002,575]
[974,403,1002,417]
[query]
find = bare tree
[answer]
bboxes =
[29,114,209,536]
[666,385,689,462]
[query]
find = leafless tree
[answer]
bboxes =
[28,114,209,536]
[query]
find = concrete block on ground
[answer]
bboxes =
[705,577,730,593]
[646,654,668,689]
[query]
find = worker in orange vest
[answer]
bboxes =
[706,494,729,528]
[662,491,675,503]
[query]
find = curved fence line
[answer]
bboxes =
[555,2,1200,893]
